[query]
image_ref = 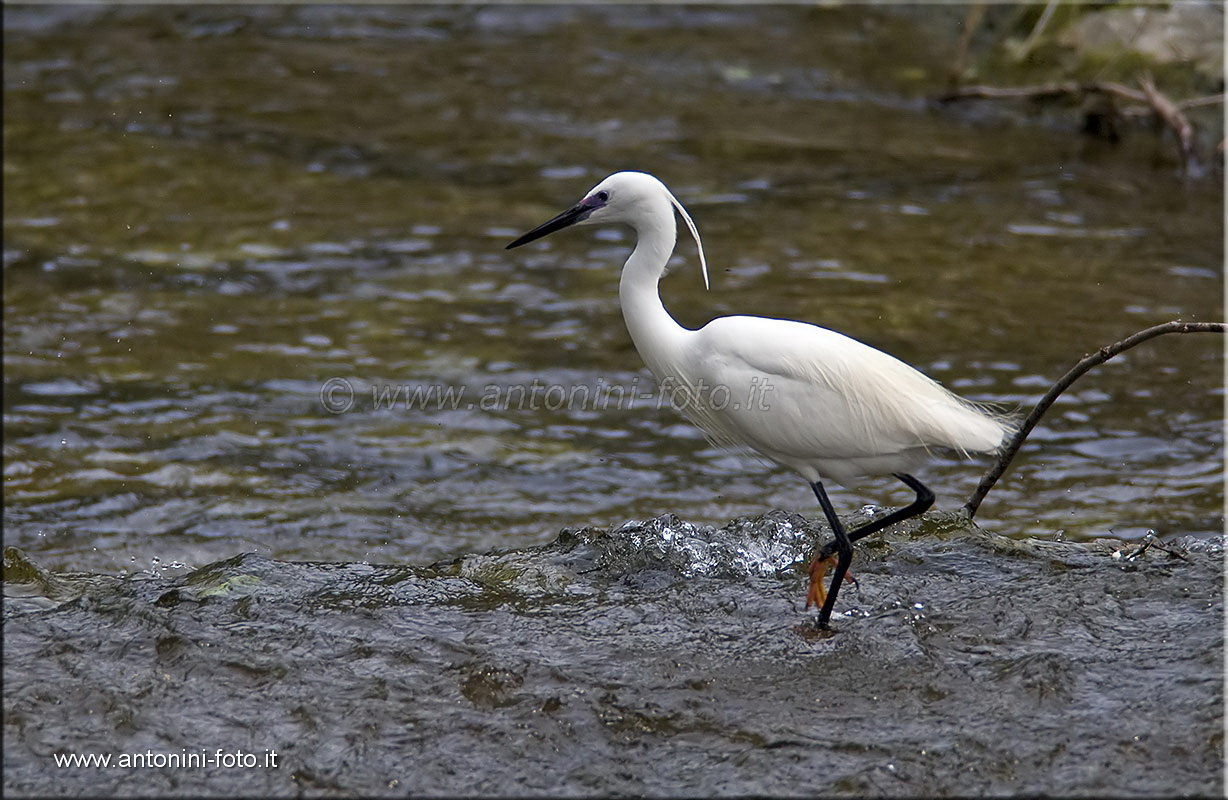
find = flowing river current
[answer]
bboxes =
[4,5,1223,797]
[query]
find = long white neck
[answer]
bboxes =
[617,210,691,382]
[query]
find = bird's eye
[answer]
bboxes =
[596,190,610,203]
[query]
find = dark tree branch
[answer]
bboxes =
[964,320,1226,518]
[939,82,1224,112]
[1177,93,1225,111]
[938,77,1222,176]
[937,80,1147,105]
[1139,72,1198,175]
[948,3,988,86]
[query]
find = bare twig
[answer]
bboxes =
[1148,538,1191,563]
[1177,93,1225,111]
[939,76,1219,177]
[949,3,988,86]
[1020,0,1061,58]
[939,82,1224,113]
[1120,94,1225,121]
[937,80,1146,104]
[964,321,1226,518]
[1122,534,1192,563]
[1122,538,1154,561]
[1139,72,1198,174]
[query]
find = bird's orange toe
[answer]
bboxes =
[806,555,833,609]
[806,554,857,609]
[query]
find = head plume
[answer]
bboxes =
[662,185,709,291]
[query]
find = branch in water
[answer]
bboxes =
[1138,72,1198,175]
[938,77,1223,176]
[937,80,1148,105]
[964,320,1226,518]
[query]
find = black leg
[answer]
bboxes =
[809,480,852,629]
[816,473,934,562]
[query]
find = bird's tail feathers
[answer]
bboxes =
[940,395,1020,457]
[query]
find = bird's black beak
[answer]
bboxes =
[506,198,598,250]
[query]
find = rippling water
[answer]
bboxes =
[3,4,1223,797]
[5,517,1222,796]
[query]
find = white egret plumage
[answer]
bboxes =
[507,171,1010,629]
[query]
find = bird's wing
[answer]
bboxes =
[685,316,1003,461]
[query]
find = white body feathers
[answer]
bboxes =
[641,314,1006,486]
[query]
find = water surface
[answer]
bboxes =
[3,5,1223,797]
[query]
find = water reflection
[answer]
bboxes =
[4,4,1222,581]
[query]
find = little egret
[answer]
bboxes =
[507,172,1010,629]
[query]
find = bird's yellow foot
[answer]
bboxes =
[805,555,857,609]
[806,555,834,609]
